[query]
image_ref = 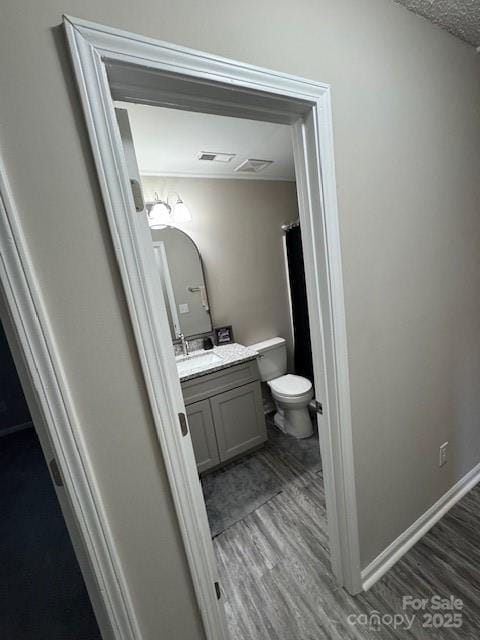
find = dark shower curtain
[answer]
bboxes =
[285,225,314,383]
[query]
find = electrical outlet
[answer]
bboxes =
[439,442,449,467]
[0,400,7,414]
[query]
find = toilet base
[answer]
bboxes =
[273,411,287,434]
[273,406,313,439]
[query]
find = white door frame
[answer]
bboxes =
[64,12,362,634]
[0,157,140,640]
[0,280,115,640]
[0,14,361,640]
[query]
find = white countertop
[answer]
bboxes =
[176,342,258,382]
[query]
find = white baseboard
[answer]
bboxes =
[0,420,33,437]
[361,460,480,591]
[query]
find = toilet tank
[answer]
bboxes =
[250,337,287,382]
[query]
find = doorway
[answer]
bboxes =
[115,100,330,636]
[64,15,360,639]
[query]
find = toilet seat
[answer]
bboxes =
[268,374,312,400]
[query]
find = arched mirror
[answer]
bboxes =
[151,226,212,339]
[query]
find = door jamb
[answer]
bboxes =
[0,157,141,640]
[0,288,114,640]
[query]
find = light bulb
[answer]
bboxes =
[148,201,171,228]
[172,200,191,223]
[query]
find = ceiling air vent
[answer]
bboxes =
[197,151,236,163]
[234,158,274,173]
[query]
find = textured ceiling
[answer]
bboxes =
[394,0,480,46]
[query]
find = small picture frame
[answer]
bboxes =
[214,325,234,345]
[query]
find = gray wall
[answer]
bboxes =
[0,0,479,635]
[144,177,296,356]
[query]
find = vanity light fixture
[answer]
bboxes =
[147,192,192,228]
[171,197,191,223]
[148,194,171,228]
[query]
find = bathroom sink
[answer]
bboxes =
[176,351,223,376]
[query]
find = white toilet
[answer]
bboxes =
[250,337,314,439]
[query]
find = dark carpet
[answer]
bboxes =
[201,454,283,537]
[0,428,102,640]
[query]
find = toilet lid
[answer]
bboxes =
[269,374,312,396]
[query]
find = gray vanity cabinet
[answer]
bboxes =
[181,359,267,473]
[185,399,220,473]
[210,382,265,461]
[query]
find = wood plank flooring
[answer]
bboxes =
[206,422,480,639]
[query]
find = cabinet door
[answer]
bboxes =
[210,382,267,462]
[186,399,220,473]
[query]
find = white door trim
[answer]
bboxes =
[62,15,361,638]
[0,156,141,640]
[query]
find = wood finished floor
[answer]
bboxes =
[208,423,480,639]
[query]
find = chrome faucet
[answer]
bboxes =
[179,332,190,357]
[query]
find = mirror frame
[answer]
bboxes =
[152,225,213,341]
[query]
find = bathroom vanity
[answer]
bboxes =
[152,225,267,473]
[177,344,267,473]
